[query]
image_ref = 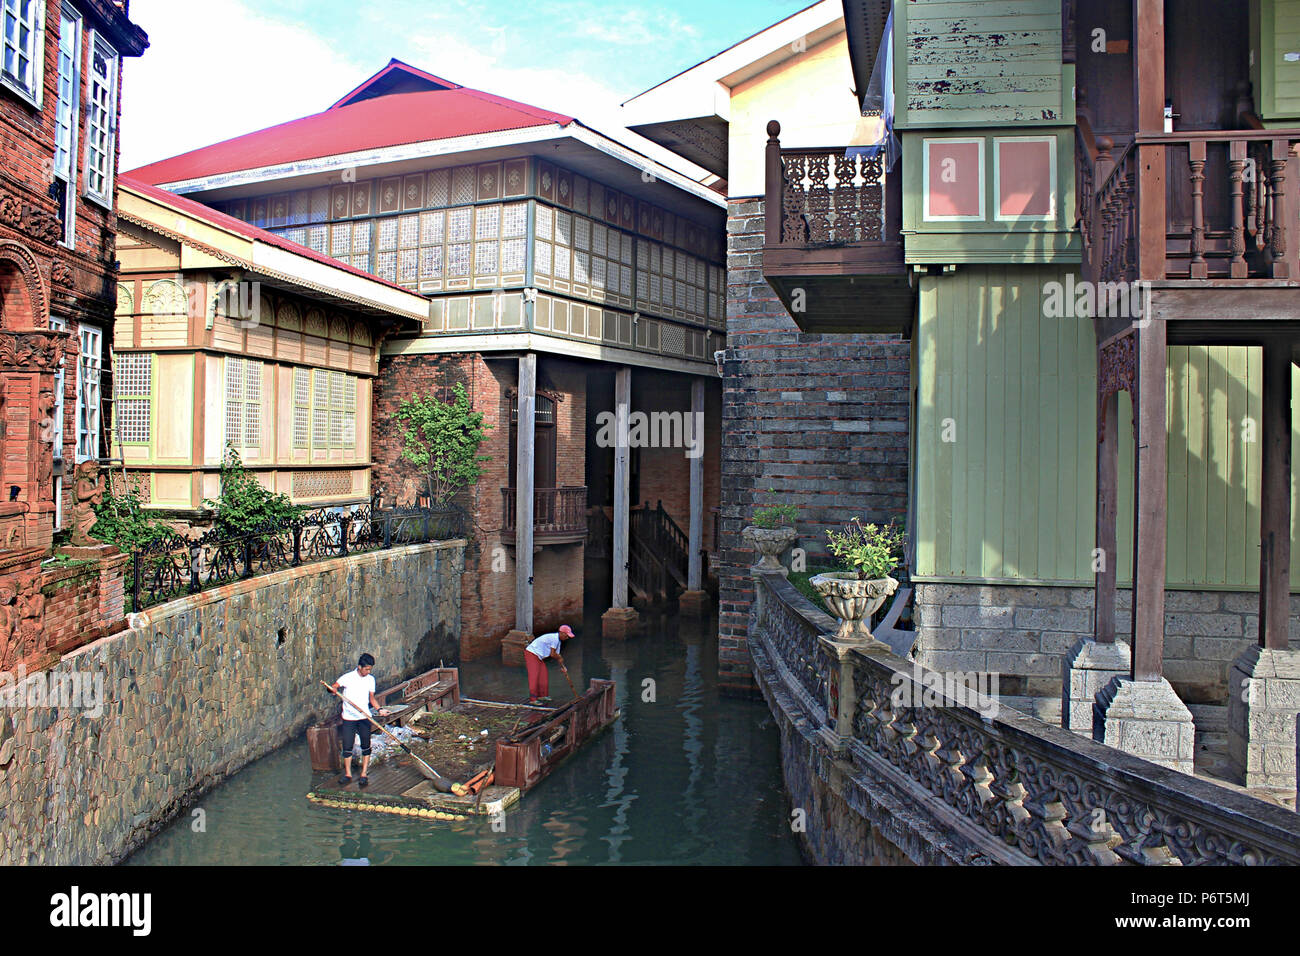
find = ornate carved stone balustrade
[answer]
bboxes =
[749,570,1300,866]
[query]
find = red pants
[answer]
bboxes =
[525,651,549,700]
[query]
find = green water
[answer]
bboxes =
[125,608,804,866]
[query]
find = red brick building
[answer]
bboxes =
[127,61,725,660]
[0,0,146,673]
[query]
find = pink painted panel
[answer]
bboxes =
[927,141,982,218]
[997,139,1054,218]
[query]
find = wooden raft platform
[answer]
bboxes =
[306,668,618,818]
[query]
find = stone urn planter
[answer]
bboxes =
[742,525,798,576]
[810,572,899,644]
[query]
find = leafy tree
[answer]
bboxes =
[203,443,302,539]
[395,383,492,504]
[91,475,173,551]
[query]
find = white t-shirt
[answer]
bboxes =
[526,632,562,660]
[336,670,375,722]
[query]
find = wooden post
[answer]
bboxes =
[1228,140,1248,279]
[1259,338,1292,651]
[1134,0,1165,281]
[515,353,536,635]
[1095,387,1119,644]
[688,378,704,592]
[1188,140,1207,279]
[1131,319,1168,681]
[612,366,631,609]
[765,120,783,246]
[1267,138,1297,279]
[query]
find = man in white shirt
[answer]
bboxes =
[524,624,574,704]
[328,653,389,786]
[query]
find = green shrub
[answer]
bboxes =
[825,518,905,580]
[203,444,302,539]
[395,382,492,504]
[91,476,173,551]
[753,503,798,529]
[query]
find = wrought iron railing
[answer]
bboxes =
[126,504,467,614]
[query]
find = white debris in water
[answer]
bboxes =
[361,723,421,761]
[480,730,489,736]
[458,734,467,740]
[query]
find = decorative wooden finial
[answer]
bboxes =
[767,120,781,139]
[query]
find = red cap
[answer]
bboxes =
[559,625,575,638]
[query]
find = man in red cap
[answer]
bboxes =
[524,625,574,704]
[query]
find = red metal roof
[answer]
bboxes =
[125,81,574,186]
[119,177,421,301]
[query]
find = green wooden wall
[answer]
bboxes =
[914,265,1300,589]
[1252,0,1300,124]
[895,0,1074,129]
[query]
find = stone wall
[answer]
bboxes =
[0,539,464,865]
[749,571,1300,866]
[914,582,1300,703]
[718,197,910,690]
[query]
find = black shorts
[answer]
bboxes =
[338,718,372,757]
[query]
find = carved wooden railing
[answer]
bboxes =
[749,571,1300,866]
[764,121,889,247]
[501,486,587,541]
[1092,138,1138,284]
[1080,130,1300,282]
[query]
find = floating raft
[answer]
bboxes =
[306,667,618,818]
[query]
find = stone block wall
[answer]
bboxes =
[719,197,910,690]
[914,582,1300,703]
[0,539,464,865]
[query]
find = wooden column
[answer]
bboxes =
[515,353,536,634]
[612,366,631,609]
[1134,0,1165,281]
[1131,320,1168,681]
[765,121,782,246]
[1095,387,1120,644]
[688,378,704,592]
[1259,338,1292,650]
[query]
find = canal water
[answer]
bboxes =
[125,604,803,866]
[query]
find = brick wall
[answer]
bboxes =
[372,350,587,659]
[914,582,1300,704]
[719,198,911,690]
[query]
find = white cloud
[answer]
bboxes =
[120,0,369,171]
[119,0,711,184]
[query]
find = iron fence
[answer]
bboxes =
[126,504,468,614]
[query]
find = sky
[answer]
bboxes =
[118,0,816,178]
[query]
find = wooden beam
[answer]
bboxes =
[1134,0,1165,280]
[1095,387,1119,644]
[765,121,782,247]
[515,353,536,634]
[612,367,632,609]
[1131,319,1168,681]
[688,378,704,591]
[1259,337,1292,651]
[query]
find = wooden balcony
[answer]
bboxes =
[501,486,587,546]
[763,121,914,335]
[1078,122,1300,335]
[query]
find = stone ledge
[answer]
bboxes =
[127,539,467,629]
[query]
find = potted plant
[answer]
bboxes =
[812,518,905,645]
[742,491,799,576]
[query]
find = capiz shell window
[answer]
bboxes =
[923,138,985,222]
[113,353,152,445]
[994,137,1057,222]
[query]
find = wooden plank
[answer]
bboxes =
[1187,346,1209,586]
[1038,284,1061,577]
[1205,347,1230,588]
[1227,346,1249,586]
[985,273,1006,577]
[1165,346,1189,586]
[1001,268,1022,577]
[1096,386,1119,643]
[1259,338,1292,648]
[1018,273,1041,577]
